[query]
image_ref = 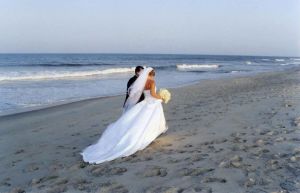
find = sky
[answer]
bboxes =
[0,0,300,56]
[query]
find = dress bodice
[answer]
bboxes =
[143,90,152,99]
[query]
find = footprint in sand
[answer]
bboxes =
[201,177,227,183]
[91,124,99,128]
[32,127,44,133]
[212,138,228,144]
[176,150,188,154]
[293,117,300,127]
[178,167,214,176]
[68,124,75,128]
[175,137,186,141]
[219,155,243,168]
[214,148,224,153]
[32,175,59,186]
[139,166,167,177]
[7,187,26,193]
[167,158,182,164]
[12,159,23,166]
[280,180,299,192]
[128,155,153,163]
[69,161,88,171]
[49,163,64,171]
[144,186,182,193]
[23,163,40,172]
[56,145,65,149]
[72,178,92,192]
[14,149,25,156]
[286,163,300,176]
[289,137,300,142]
[53,177,69,186]
[184,144,193,148]
[71,132,81,136]
[96,182,128,193]
[199,141,214,146]
[45,184,67,193]
[90,166,127,177]
[230,132,247,137]
[90,133,101,138]
[0,177,11,187]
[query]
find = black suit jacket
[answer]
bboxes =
[123,75,145,107]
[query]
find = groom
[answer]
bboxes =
[123,66,145,107]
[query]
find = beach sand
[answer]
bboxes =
[0,69,300,193]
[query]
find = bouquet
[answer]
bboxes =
[158,89,171,104]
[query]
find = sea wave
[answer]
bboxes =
[0,67,134,81]
[275,59,285,62]
[176,64,219,71]
[280,63,290,66]
[230,70,242,73]
[0,63,117,67]
[151,65,174,70]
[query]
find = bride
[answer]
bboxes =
[81,67,168,164]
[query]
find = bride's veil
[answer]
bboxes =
[123,67,153,112]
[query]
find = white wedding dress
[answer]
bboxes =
[81,90,167,164]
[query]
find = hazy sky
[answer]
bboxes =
[0,0,300,56]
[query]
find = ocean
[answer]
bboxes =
[0,53,299,115]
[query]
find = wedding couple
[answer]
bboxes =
[81,66,168,164]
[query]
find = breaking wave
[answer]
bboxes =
[176,64,219,71]
[0,67,135,81]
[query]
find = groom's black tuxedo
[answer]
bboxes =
[123,75,145,107]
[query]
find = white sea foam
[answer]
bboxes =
[245,61,252,65]
[176,64,219,71]
[0,67,135,81]
[275,59,285,62]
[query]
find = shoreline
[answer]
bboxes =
[1,68,300,192]
[1,67,298,118]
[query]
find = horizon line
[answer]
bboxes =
[0,52,299,58]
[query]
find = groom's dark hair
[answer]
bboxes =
[135,66,144,74]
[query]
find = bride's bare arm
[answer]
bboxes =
[150,81,162,100]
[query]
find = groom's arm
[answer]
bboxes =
[127,79,132,91]
[127,77,137,92]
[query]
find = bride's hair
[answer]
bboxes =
[149,70,155,77]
